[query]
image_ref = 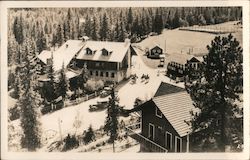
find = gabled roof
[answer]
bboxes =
[168,53,202,65]
[37,40,85,71]
[152,82,197,137]
[76,41,130,62]
[154,82,185,97]
[148,43,163,51]
[52,40,85,71]
[153,91,196,137]
[37,50,52,64]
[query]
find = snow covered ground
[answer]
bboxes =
[9,49,185,152]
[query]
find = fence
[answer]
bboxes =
[64,91,99,107]
[179,25,240,34]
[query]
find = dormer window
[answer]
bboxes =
[86,48,93,55]
[102,48,112,56]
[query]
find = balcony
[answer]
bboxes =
[125,123,168,152]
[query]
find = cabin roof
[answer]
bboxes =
[76,40,130,62]
[148,43,163,51]
[37,50,52,64]
[37,40,85,71]
[153,82,198,137]
[168,53,203,65]
[38,39,131,72]
[153,91,197,137]
[154,82,186,97]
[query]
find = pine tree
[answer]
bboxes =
[56,24,64,46]
[17,39,42,151]
[99,13,109,41]
[91,17,98,40]
[83,125,95,144]
[153,9,164,34]
[13,16,24,45]
[186,34,243,152]
[12,68,21,99]
[47,53,57,103]
[57,63,68,100]
[36,30,47,54]
[104,86,122,152]
[84,15,92,37]
[77,63,88,90]
[118,21,125,42]
[114,20,120,41]
[126,7,133,32]
[172,10,180,28]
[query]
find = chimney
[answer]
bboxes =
[66,44,69,48]
[124,38,130,46]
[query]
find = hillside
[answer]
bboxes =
[137,21,242,56]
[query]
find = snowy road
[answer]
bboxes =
[10,47,185,151]
[40,47,185,138]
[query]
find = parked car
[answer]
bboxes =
[100,87,112,98]
[89,100,109,112]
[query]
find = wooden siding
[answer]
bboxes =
[141,101,187,152]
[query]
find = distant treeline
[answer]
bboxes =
[8,7,242,66]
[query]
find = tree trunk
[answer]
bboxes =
[113,141,115,153]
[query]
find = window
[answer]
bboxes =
[90,70,93,76]
[102,49,110,56]
[157,49,161,53]
[152,49,156,53]
[111,72,115,78]
[175,137,182,152]
[165,131,172,150]
[100,71,103,77]
[37,64,42,70]
[96,62,100,67]
[155,107,162,118]
[96,71,99,76]
[148,123,155,141]
[106,72,109,77]
[86,48,92,55]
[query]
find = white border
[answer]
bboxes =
[1,1,249,160]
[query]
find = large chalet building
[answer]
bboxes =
[37,37,135,84]
[126,82,199,152]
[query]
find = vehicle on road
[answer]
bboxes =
[89,100,109,112]
[100,87,112,98]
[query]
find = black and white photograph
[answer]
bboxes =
[1,1,249,160]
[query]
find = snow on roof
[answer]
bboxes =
[76,41,130,62]
[52,40,84,71]
[38,40,85,71]
[37,50,52,64]
[148,43,163,51]
[65,70,81,79]
[168,53,202,65]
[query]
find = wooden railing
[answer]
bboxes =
[64,91,99,107]
[125,123,168,152]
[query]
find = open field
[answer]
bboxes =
[136,21,242,69]
[137,21,242,56]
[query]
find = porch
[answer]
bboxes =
[124,122,168,152]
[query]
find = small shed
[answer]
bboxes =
[147,45,163,59]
